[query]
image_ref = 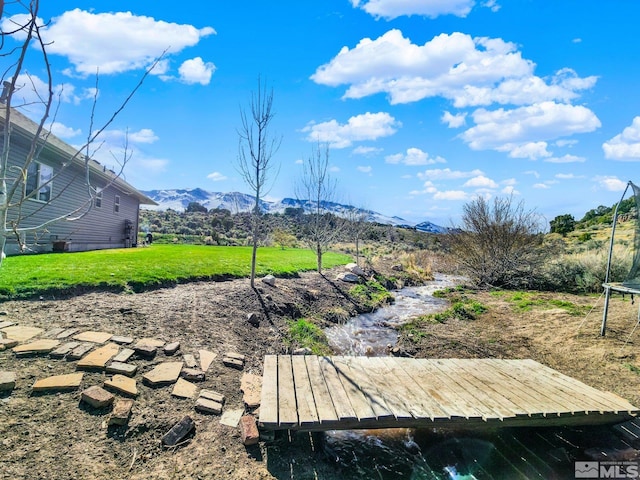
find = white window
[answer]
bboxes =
[25,162,53,202]
[95,189,103,208]
[114,195,120,213]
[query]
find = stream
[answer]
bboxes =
[269,274,633,479]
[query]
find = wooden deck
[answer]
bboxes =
[259,355,640,431]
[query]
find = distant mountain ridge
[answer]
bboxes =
[141,188,448,233]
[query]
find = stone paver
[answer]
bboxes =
[195,397,223,414]
[110,335,133,345]
[109,398,134,426]
[199,350,216,371]
[111,348,135,363]
[240,415,260,445]
[13,339,60,356]
[225,351,246,362]
[220,408,244,428]
[135,338,165,348]
[104,374,138,397]
[0,321,16,329]
[0,371,16,392]
[81,385,115,408]
[106,362,138,377]
[183,354,198,368]
[42,327,66,339]
[161,416,194,446]
[66,343,95,361]
[222,357,244,369]
[32,372,84,392]
[0,338,19,351]
[73,331,113,344]
[181,368,205,382]
[49,341,81,359]
[240,373,262,408]
[199,389,225,404]
[171,378,198,399]
[56,328,79,339]
[164,342,180,355]
[77,343,119,370]
[133,344,156,358]
[2,325,43,342]
[143,362,183,387]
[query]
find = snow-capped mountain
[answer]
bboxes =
[141,188,447,232]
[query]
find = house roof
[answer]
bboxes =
[0,105,157,206]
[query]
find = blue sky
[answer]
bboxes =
[3,1,640,225]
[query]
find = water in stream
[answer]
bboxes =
[265,274,636,479]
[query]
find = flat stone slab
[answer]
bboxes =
[110,335,133,345]
[42,327,66,338]
[109,398,134,426]
[32,372,83,392]
[111,348,135,363]
[133,344,157,358]
[225,351,246,362]
[162,416,195,446]
[104,374,138,397]
[143,362,183,386]
[181,368,205,382]
[0,371,17,392]
[73,331,113,344]
[66,343,94,361]
[199,389,225,404]
[164,342,180,355]
[223,357,244,370]
[240,373,262,408]
[50,341,81,358]
[135,338,165,348]
[106,362,138,377]
[56,328,79,339]
[13,339,60,356]
[199,350,217,371]
[220,408,244,428]
[77,343,120,370]
[183,354,198,368]
[0,338,19,350]
[2,325,43,342]
[195,397,223,415]
[172,378,198,399]
[81,385,114,408]
[0,321,16,329]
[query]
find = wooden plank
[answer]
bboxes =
[291,355,319,427]
[259,355,279,426]
[277,356,298,427]
[338,357,395,421]
[330,356,377,421]
[317,356,357,422]
[304,355,339,425]
[363,357,414,420]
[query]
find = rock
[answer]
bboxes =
[336,272,359,283]
[293,347,312,355]
[240,415,260,445]
[66,343,95,361]
[133,344,156,358]
[2,325,43,342]
[143,362,183,387]
[220,408,244,428]
[42,327,66,339]
[110,335,133,345]
[247,312,260,327]
[0,320,15,329]
[183,354,198,369]
[32,373,84,392]
[198,350,216,371]
[106,362,138,377]
[135,338,165,348]
[240,373,262,408]
[81,385,114,408]
[104,374,138,397]
[111,348,135,363]
[345,262,365,276]
[181,368,205,382]
[161,416,195,446]
[0,339,19,350]
[261,275,276,286]
[73,331,113,344]
[195,397,223,414]
[172,378,198,399]
[109,398,134,426]
[13,339,60,356]
[391,264,404,271]
[0,371,16,392]
[226,351,246,362]
[76,343,119,370]
[164,342,180,355]
[223,357,244,369]
[49,341,81,359]
[199,389,225,404]
[56,328,79,339]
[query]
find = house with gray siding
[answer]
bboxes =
[1,107,156,255]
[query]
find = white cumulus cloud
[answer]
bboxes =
[544,154,586,163]
[463,175,498,188]
[207,171,227,181]
[434,190,469,200]
[50,122,81,139]
[594,176,627,191]
[302,112,400,148]
[178,57,216,85]
[417,167,483,181]
[350,0,477,19]
[385,148,446,166]
[603,117,640,161]
[442,111,467,128]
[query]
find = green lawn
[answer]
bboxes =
[0,245,352,300]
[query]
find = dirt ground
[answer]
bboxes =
[2,268,640,479]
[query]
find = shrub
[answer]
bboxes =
[286,318,331,355]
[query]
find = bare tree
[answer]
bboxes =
[446,195,548,289]
[344,205,370,267]
[297,142,344,273]
[237,77,281,288]
[0,1,162,264]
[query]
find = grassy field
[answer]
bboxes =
[0,245,352,300]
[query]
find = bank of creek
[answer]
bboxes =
[2,265,640,479]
